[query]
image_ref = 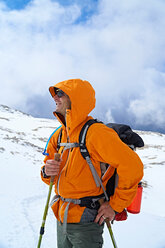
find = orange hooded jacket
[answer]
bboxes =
[41,79,143,223]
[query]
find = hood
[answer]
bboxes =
[49,79,96,130]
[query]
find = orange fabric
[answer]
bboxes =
[41,78,143,223]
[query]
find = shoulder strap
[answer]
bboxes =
[79,119,109,201]
[79,119,102,159]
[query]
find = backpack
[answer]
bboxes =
[56,119,144,200]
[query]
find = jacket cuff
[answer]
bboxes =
[41,166,50,178]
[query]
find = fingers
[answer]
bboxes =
[45,159,61,176]
[94,210,107,225]
[94,202,115,225]
[94,207,109,225]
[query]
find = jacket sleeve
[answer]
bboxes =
[86,123,144,213]
[40,128,61,185]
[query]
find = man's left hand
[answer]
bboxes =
[94,201,115,225]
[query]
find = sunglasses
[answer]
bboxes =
[54,88,65,98]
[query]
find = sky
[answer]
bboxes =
[0,0,165,133]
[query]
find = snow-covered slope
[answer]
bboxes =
[0,104,165,248]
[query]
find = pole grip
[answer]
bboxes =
[54,153,60,161]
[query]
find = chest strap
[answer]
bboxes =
[59,142,79,151]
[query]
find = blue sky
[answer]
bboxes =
[0,0,165,133]
[1,0,30,9]
[2,0,99,22]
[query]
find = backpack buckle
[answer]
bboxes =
[91,201,96,209]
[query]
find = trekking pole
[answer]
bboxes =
[99,199,118,248]
[37,153,60,248]
[105,219,118,248]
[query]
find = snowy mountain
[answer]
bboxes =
[0,104,165,248]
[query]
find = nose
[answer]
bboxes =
[53,94,59,101]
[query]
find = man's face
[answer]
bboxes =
[53,89,71,117]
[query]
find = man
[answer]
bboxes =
[41,78,143,248]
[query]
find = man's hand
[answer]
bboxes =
[94,201,115,225]
[45,159,61,176]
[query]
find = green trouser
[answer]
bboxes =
[57,221,104,248]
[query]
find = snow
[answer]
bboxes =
[0,104,165,248]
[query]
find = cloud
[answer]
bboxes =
[0,0,165,132]
[128,68,165,128]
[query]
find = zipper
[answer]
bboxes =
[64,137,71,176]
[57,148,70,195]
[57,128,71,195]
[64,115,71,177]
